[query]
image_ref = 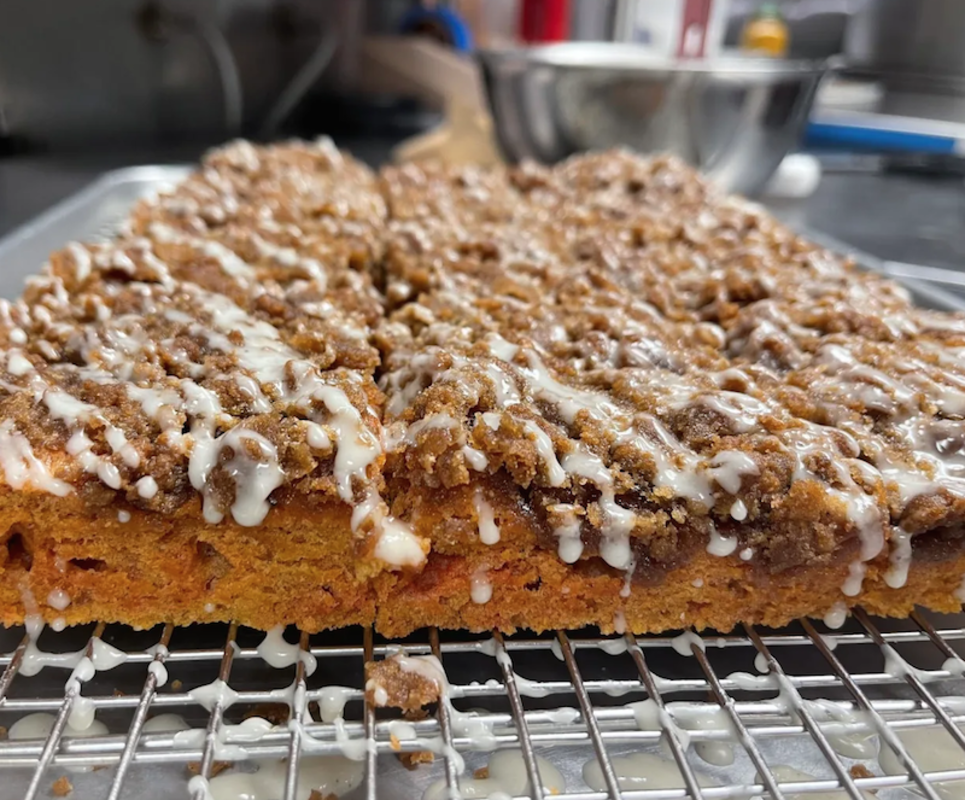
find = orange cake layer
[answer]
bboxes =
[1,139,964,635]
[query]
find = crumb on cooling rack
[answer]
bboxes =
[112,689,126,697]
[474,766,489,780]
[308,791,337,800]
[390,732,401,751]
[51,775,73,797]
[850,764,875,781]
[243,703,290,725]
[170,679,183,691]
[187,761,231,778]
[364,656,443,712]
[0,725,7,740]
[398,750,434,770]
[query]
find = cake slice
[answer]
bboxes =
[373,153,965,635]
[0,140,425,632]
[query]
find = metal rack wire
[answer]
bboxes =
[1,609,964,799]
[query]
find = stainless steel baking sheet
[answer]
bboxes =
[0,166,192,298]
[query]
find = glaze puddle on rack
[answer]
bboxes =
[1,613,965,799]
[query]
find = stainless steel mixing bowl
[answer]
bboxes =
[478,44,832,195]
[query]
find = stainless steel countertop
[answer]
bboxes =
[770,168,965,274]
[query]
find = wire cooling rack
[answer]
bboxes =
[1,609,965,800]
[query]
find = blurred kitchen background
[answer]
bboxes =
[3,0,965,297]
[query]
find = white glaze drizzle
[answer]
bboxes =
[423,750,565,800]
[148,659,169,687]
[470,566,492,604]
[190,427,285,526]
[189,679,240,712]
[46,588,70,611]
[704,450,758,494]
[8,711,108,741]
[523,420,566,486]
[317,686,354,723]
[142,713,189,733]
[561,447,634,570]
[549,502,584,563]
[256,626,318,675]
[804,700,876,759]
[206,756,364,800]
[670,630,705,657]
[880,727,965,800]
[583,752,718,793]
[473,488,500,545]
[706,523,738,557]
[823,601,848,630]
[884,526,912,589]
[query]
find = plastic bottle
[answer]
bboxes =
[741,3,789,57]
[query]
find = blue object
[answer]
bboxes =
[398,5,474,52]
[806,121,960,155]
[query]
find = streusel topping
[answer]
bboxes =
[0,139,425,571]
[378,151,965,593]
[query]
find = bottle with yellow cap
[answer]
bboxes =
[741,3,789,57]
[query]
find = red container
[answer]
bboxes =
[519,0,571,43]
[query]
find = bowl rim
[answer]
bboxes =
[479,43,832,77]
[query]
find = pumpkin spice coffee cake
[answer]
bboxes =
[1,139,964,636]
